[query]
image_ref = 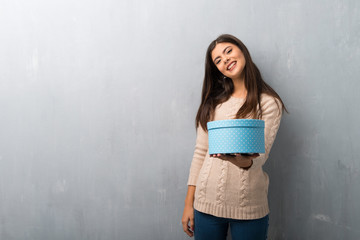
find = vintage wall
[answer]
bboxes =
[0,0,359,239]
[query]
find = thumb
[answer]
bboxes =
[190,216,195,231]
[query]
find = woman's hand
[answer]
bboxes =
[210,153,260,168]
[181,204,195,237]
[182,186,196,237]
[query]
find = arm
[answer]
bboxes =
[182,125,208,237]
[215,96,282,169]
[187,125,209,185]
[251,96,283,169]
[184,185,196,206]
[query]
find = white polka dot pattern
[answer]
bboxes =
[207,119,265,154]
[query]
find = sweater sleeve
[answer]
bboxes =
[187,124,209,186]
[251,95,283,169]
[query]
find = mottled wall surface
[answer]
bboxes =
[0,0,359,239]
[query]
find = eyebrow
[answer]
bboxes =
[213,46,231,63]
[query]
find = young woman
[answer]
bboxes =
[181,34,288,240]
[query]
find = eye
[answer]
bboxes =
[215,59,221,65]
[227,49,232,54]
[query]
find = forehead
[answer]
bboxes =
[211,42,237,59]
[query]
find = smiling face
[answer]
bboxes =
[211,42,246,80]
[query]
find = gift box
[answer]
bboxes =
[207,119,265,154]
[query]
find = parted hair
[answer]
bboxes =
[195,34,288,131]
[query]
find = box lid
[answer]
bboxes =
[207,119,264,130]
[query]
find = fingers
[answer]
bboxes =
[190,216,195,233]
[210,153,235,161]
[217,154,232,161]
[210,153,238,158]
[182,212,194,237]
[210,153,260,160]
[210,153,260,157]
[246,153,260,159]
[182,219,194,237]
[210,153,227,158]
[238,153,260,162]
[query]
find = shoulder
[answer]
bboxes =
[259,93,283,116]
[260,93,281,108]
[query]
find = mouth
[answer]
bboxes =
[227,61,237,71]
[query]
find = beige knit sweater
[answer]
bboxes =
[187,93,283,220]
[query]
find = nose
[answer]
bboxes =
[224,57,230,65]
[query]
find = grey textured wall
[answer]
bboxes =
[0,0,359,239]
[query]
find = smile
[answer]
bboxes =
[227,61,236,71]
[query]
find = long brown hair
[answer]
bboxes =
[195,34,289,131]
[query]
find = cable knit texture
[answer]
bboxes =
[187,93,283,220]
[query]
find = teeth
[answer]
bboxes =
[227,62,236,70]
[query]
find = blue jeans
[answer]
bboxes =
[194,209,269,240]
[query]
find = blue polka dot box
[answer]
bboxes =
[207,119,265,154]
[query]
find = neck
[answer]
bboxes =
[231,74,247,98]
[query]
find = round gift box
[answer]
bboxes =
[207,119,265,155]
